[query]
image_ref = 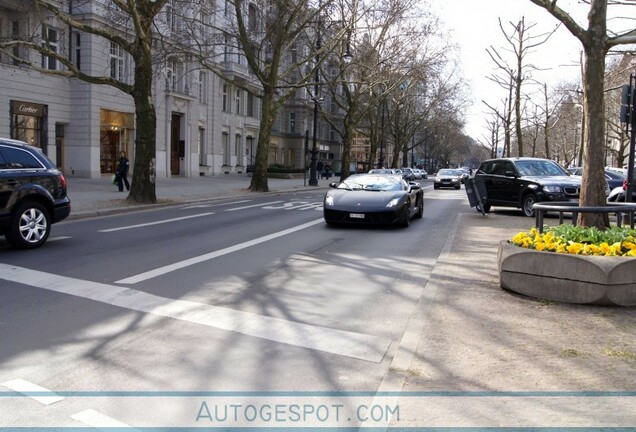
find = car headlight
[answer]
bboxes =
[386,198,400,208]
[325,195,334,206]
[543,185,562,193]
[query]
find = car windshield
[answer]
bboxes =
[438,169,460,176]
[515,160,566,176]
[339,175,403,191]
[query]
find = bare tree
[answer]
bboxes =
[486,17,557,157]
[528,0,636,228]
[0,0,171,204]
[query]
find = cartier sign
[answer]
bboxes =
[11,100,45,117]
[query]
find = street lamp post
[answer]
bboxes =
[308,10,323,186]
[379,98,385,168]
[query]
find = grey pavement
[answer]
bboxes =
[63,174,636,426]
[66,173,323,219]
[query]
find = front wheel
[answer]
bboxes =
[522,194,537,217]
[415,197,424,219]
[6,201,51,249]
[400,201,412,228]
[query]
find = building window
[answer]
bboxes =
[41,27,59,70]
[222,84,228,112]
[248,3,257,32]
[166,58,185,93]
[110,42,125,81]
[166,0,181,32]
[290,113,296,133]
[73,31,81,69]
[247,92,253,117]
[224,34,231,62]
[223,132,230,165]
[198,72,207,104]
[11,21,22,66]
[235,134,242,159]
[235,89,241,115]
[199,11,209,40]
[199,127,206,166]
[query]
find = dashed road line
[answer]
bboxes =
[98,212,214,233]
[71,409,137,430]
[224,200,284,211]
[115,218,324,284]
[182,200,251,209]
[1,379,64,405]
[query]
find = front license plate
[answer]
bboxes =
[350,213,365,219]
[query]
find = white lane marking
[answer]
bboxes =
[98,212,214,233]
[48,236,71,242]
[0,263,389,363]
[2,379,64,405]
[182,200,251,209]
[71,409,137,429]
[224,200,284,211]
[116,218,324,284]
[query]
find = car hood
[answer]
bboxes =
[521,175,581,186]
[328,190,405,207]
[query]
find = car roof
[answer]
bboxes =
[0,138,33,147]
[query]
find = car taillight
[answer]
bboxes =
[59,173,67,189]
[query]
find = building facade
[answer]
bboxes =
[0,0,341,179]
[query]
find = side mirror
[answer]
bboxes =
[329,182,338,188]
[409,182,421,190]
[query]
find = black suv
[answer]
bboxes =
[0,138,71,248]
[475,157,580,217]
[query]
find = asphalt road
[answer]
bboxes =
[0,182,472,428]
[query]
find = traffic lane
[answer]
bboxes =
[122,218,433,339]
[0,191,327,281]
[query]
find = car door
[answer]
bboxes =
[481,160,517,204]
[495,160,522,204]
[0,148,11,215]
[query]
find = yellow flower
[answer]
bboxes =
[622,241,636,250]
[567,242,584,254]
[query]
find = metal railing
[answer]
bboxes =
[533,201,636,233]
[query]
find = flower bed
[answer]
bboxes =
[499,225,636,306]
[510,225,636,257]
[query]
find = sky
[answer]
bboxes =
[428,0,589,140]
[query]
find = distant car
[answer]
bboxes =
[434,169,463,190]
[475,157,580,217]
[0,138,71,248]
[604,169,627,190]
[369,168,399,174]
[323,173,423,227]
[567,166,619,195]
[420,169,428,179]
[458,167,471,183]
[401,167,415,181]
[412,169,423,180]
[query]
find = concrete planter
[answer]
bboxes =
[498,241,636,306]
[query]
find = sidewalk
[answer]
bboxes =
[66,173,324,219]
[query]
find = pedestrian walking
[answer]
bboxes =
[116,151,130,192]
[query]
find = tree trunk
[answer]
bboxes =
[340,120,353,180]
[127,25,157,204]
[249,89,276,192]
[578,0,609,228]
